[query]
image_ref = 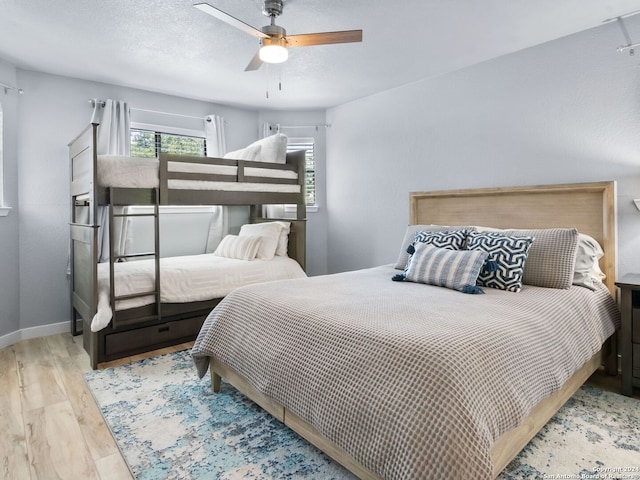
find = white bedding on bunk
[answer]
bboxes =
[97,155,299,192]
[91,255,306,332]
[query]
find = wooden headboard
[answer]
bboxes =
[409,181,617,296]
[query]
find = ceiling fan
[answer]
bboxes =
[194,0,363,71]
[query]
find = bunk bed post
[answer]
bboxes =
[90,123,99,225]
[68,123,100,337]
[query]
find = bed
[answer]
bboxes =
[191,181,620,479]
[68,122,307,369]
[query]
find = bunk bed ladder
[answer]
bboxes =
[108,188,161,328]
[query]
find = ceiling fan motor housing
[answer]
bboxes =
[262,24,287,39]
[263,0,284,18]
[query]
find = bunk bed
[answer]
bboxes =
[69,122,307,369]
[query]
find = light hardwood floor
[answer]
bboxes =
[1,332,192,480]
[1,332,635,480]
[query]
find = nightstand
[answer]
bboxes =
[615,274,640,396]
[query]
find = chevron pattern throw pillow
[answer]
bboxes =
[413,229,468,250]
[404,230,469,271]
[466,231,534,292]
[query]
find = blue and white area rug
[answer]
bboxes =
[84,350,640,480]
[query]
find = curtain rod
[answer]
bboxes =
[88,101,219,123]
[0,81,24,95]
[269,123,331,131]
[131,106,213,122]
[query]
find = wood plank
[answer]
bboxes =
[45,332,85,359]
[24,401,100,479]
[55,355,120,461]
[14,338,67,412]
[94,453,133,480]
[0,408,30,480]
[0,346,21,413]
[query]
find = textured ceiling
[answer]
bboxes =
[1,0,640,110]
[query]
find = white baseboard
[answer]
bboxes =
[0,321,70,350]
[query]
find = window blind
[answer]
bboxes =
[287,139,316,206]
[130,128,206,157]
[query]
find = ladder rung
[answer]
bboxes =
[115,252,158,260]
[112,212,158,218]
[115,291,158,301]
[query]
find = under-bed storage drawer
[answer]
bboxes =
[104,317,204,356]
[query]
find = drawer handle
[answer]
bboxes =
[158,326,170,333]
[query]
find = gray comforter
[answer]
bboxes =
[192,265,620,479]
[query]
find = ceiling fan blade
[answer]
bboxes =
[245,50,263,71]
[194,2,268,38]
[285,30,362,48]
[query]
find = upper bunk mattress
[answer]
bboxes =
[96,155,300,193]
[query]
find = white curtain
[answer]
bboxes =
[97,99,131,156]
[95,99,131,262]
[205,115,226,157]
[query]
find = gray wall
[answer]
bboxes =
[326,18,640,277]
[258,110,329,276]
[0,59,20,338]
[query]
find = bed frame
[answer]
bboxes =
[208,181,618,479]
[68,122,307,369]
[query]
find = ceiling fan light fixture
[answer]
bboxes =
[259,36,288,64]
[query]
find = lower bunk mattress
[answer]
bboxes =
[91,255,306,332]
[192,264,620,479]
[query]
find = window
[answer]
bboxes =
[130,128,206,157]
[287,138,316,206]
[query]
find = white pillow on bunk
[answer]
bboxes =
[239,222,282,259]
[213,235,261,261]
[248,134,288,164]
[223,144,262,161]
[252,221,290,256]
[274,221,290,256]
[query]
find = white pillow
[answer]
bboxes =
[257,221,290,256]
[213,235,261,261]
[248,134,288,164]
[573,233,606,290]
[223,143,262,161]
[239,222,282,260]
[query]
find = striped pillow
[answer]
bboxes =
[213,235,261,261]
[395,243,488,294]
